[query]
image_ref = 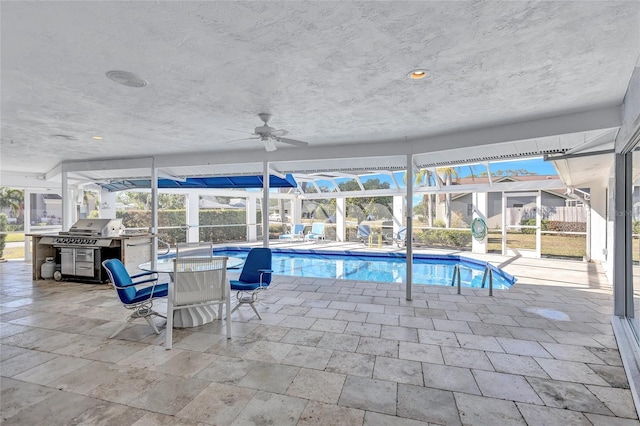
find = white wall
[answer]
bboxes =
[588,184,608,263]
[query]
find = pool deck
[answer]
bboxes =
[1,245,638,425]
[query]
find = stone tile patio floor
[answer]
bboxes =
[1,253,639,425]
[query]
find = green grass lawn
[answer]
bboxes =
[487,231,586,259]
[1,246,25,259]
[5,233,25,243]
[1,233,26,259]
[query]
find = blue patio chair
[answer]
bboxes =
[102,258,168,339]
[279,224,305,241]
[396,227,408,247]
[304,222,326,241]
[230,248,273,320]
[357,224,371,243]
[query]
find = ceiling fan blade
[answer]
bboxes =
[225,136,259,144]
[277,137,309,148]
[226,128,254,135]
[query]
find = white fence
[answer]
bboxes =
[506,206,586,226]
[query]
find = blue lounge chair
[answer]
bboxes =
[279,224,305,241]
[304,222,326,241]
[230,248,273,319]
[357,224,371,243]
[396,227,407,247]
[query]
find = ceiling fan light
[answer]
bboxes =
[264,138,277,152]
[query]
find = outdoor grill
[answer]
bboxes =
[39,219,125,282]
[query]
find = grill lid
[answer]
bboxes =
[68,219,123,237]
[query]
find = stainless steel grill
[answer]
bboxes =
[67,218,123,237]
[39,219,124,283]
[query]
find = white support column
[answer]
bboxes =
[99,189,117,219]
[151,161,158,269]
[501,192,507,255]
[393,195,404,236]
[336,197,346,242]
[406,154,413,301]
[263,162,270,248]
[247,194,257,241]
[61,170,72,231]
[535,190,542,258]
[23,189,32,261]
[187,191,200,243]
[589,185,607,262]
[472,191,488,254]
[291,197,302,225]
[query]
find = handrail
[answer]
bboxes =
[157,238,170,255]
[451,263,493,297]
[125,238,170,255]
[481,265,494,296]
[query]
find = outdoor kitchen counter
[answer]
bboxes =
[29,233,154,281]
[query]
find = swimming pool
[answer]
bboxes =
[208,247,516,289]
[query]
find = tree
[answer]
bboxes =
[437,167,459,228]
[0,187,24,219]
[158,194,185,210]
[338,178,392,223]
[414,169,435,226]
[0,213,6,259]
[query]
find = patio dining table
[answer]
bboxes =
[138,256,244,328]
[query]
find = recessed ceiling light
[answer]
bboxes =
[92,136,103,140]
[106,70,148,88]
[408,69,428,80]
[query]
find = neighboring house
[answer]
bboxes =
[437,176,586,228]
[30,193,62,224]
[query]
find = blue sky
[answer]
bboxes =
[457,157,557,178]
[282,157,557,193]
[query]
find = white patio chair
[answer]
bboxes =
[165,256,230,349]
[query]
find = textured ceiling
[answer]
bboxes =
[1,1,639,183]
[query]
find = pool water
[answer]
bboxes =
[211,248,516,289]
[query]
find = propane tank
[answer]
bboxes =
[41,257,55,279]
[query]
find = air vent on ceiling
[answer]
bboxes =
[285,166,405,174]
[417,149,567,169]
[106,70,148,88]
[50,134,78,141]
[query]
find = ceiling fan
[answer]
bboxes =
[228,113,309,152]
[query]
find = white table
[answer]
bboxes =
[138,256,244,327]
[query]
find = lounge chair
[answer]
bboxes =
[304,222,326,241]
[396,227,407,247]
[357,224,371,243]
[279,224,305,241]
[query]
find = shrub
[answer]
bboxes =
[117,209,247,245]
[433,219,446,228]
[419,228,471,249]
[0,213,6,258]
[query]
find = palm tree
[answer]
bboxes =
[436,167,459,228]
[414,169,435,227]
[0,187,24,219]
